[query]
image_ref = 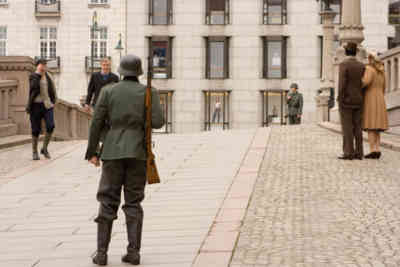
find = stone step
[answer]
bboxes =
[0,119,13,125]
[0,135,42,150]
[0,123,18,138]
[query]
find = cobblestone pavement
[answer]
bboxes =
[231,125,400,267]
[0,129,255,267]
[0,140,82,186]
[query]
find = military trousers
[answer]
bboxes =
[339,107,363,157]
[288,115,301,125]
[95,158,146,248]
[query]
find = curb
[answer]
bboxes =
[192,127,271,267]
[318,122,400,152]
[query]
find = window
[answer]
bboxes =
[390,1,400,24]
[320,0,342,24]
[203,90,231,131]
[263,0,287,25]
[205,37,230,79]
[149,36,173,79]
[206,0,230,25]
[261,90,289,126]
[40,0,56,3]
[149,0,173,25]
[0,26,6,56]
[263,36,287,79]
[389,37,397,50]
[40,27,57,59]
[91,27,107,58]
[154,90,174,133]
[0,0,8,4]
[90,0,108,4]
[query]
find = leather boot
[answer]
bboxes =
[121,220,141,265]
[93,222,113,266]
[32,137,40,160]
[40,132,52,159]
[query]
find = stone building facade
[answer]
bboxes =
[0,0,395,133]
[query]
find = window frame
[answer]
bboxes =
[205,36,230,79]
[205,0,230,25]
[263,0,287,25]
[0,26,7,56]
[40,26,57,59]
[90,26,108,59]
[149,0,173,25]
[148,36,173,79]
[389,1,400,25]
[262,36,287,79]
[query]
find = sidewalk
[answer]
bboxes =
[0,128,269,267]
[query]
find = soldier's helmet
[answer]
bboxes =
[290,83,298,89]
[118,54,143,77]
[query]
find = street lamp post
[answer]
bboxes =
[114,33,124,78]
[91,11,100,77]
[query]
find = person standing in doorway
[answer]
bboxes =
[286,83,303,125]
[85,58,119,112]
[86,55,164,266]
[337,42,365,160]
[26,59,57,160]
[212,98,222,123]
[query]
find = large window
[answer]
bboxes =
[320,0,342,24]
[90,0,108,4]
[149,0,173,25]
[261,90,289,126]
[203,90,231,131]
[205,37,230,79]
[149,36,173,79]
[0,26,6,56]
[40,27,57,59]
[0,0,8,4]
[206,0,229,25]
[91,26,107,58]
[263,36,287,79]
[390,1,400,24]
[40,0,56,3]
[263,0,287,25]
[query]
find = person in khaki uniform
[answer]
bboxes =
[362,51,389,159]
[286,83,303,125]
[337,42,365,160]
[85,55,164,266]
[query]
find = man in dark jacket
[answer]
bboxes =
[85,55,164,266]
[26,59,57,160]
[85,58,119,112]
[286,83,303,125]
[337,42,365,160]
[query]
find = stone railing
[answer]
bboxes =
[0,80,17,124]
[380,47,400,127]
[53,99,91,140]
[0,56,92,140]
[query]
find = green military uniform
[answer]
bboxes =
[286,91,303,125]
[86,73,164,265]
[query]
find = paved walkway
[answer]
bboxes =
[0,129,265,267]
[231,125,400,267]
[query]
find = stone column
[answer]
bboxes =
[339,0,364,45]
[385,60,391,93]
[316,9,337,122]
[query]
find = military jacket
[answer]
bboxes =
[286,92,304,116]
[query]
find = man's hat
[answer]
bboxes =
[290,83,299,89]
[118,54,143,77]
[35,58,47,66]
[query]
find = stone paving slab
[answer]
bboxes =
[0,129,259,267]
[231,125,400,267]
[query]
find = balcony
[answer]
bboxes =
[35,0,61,18]
[85,56,111,73]
[34,56,61,73]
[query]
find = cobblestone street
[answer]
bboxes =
[231,125,400,267]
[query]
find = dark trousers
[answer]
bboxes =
[29,103,55,137]
[289,115,301,125]
[95,159,146,248]
[339,107,363,157]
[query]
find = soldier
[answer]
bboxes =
[85,55,164,266]
[26,59,57,160]
[85,58,119,112]
[286,83,303,125]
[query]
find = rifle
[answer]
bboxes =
[145,56,161,184]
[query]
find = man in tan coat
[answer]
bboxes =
[337,42,365,160]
